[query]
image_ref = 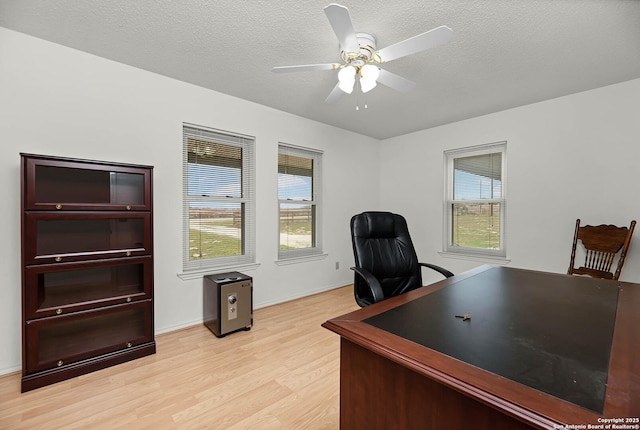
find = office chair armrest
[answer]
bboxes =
[351,266,385,304]
[419,262,454,278]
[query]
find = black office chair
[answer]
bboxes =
[350,211,454,307]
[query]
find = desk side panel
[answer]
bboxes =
[339,338,535,430]
[605,282,640,416]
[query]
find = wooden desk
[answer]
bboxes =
[322,266,640,429]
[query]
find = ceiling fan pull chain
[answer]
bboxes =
[356,79,363,110]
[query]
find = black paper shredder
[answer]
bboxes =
[203,271,253,337]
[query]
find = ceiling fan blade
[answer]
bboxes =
[325,83,343,104]
[377,25,453,63]
[272,63,337,73]
[376,69,416,93]
[324,3,359,53]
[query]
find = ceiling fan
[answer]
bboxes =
[271,3,453,104]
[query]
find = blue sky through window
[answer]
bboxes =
[278,172,312,201]
[188,163,241,209]
[454,170,502,200]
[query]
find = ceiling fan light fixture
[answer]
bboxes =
[273,4,453,104]
[359,64,380,93]
[338,65,356,93]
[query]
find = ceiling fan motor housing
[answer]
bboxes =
[342,33,377,65]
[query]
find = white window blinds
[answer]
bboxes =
[444,142,506,257]
[183,124,255,271]
[277,144,323,259]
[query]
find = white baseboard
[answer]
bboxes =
[153,281,351,336]
[0,365,21,377]
[253,281,350,310]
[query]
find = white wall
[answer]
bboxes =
[4,25,639,377]
[0,28,380,375]
[380,78,640,284]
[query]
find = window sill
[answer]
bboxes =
[438,251,510,265]
[177,262,261,280]
[275,253,328,266]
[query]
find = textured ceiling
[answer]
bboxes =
[1,0,640,139]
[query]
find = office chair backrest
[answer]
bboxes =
[568,219,636,281]
[351,212,422,300]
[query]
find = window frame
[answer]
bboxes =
[181,123,256,274]
[277,143,323,261]
[443,141,507,259]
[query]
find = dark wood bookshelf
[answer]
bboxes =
[20,153,155,392]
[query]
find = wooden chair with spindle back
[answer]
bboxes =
[567,219,636,281]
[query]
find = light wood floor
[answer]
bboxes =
[0,285,359,429]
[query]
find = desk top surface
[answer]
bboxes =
[363,266,618,413]
[323,265,640,426]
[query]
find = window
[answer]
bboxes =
[444,142,506,258]
[182,124,255,272]
[278,144,323,260]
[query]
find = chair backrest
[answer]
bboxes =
[568,219,636,280]
[351,212,422,301]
